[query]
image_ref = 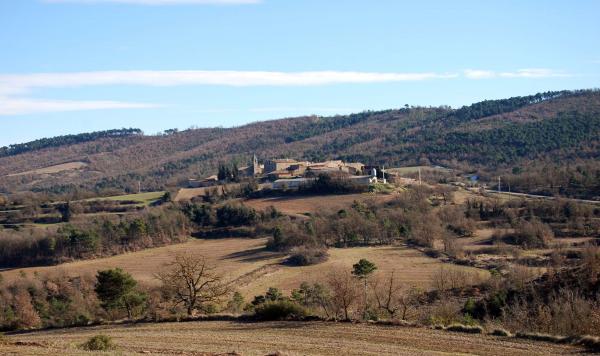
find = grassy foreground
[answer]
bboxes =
[1,320,581,355]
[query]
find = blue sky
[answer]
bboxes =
[1,0,599,146]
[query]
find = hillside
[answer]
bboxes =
[1,89,599,199]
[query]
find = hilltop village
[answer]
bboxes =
[188,156,410,190]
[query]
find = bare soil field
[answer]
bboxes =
[244,193,394,216]
[0,320,581,355]
[6,161,88,177]
[0,237,486,298]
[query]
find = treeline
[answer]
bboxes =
[504,162,600,200]
[0,205,188,268]
[264,186,468,254]
[466,196,600,240]
[448,90,573,123]
[425,111,600,166]
[0,128,142,157]
[283,110,394,143]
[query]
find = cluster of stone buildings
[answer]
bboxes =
[189,155,391,189]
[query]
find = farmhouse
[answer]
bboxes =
[187,155,384,190]
[264,159,305,174]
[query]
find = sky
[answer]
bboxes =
[1,0,599,146]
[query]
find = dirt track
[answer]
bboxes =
[1,320,582,355]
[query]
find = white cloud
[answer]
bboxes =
[0,68,569,115]
[0,70,456,116]
[43,0,260,5]
[0,97,158,116]
[463,69,496,80]
[464,68,569,79]
[0,70,458,96]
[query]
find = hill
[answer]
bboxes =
[1,89,599,199]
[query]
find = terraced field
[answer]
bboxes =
[0,320,582,355]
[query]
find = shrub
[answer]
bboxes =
[423,248,441,258]
[501,219,553,249]
[490,328,512,337]
[216,203,257,227]
[514,331,567,343]
[286,246,329,266]
[575,335,600,352]
[254,300,308,321]
[80,335,114,351]
[445,323,483,334]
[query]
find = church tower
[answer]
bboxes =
[252,154,260,176]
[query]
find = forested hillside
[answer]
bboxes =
[1,89,599,199]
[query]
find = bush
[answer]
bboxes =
[575,335,600,352]
[216,203,257,227]
[80,335,115,351]
[286,246,329,266]
[514,331,567,343]
[501,219,553,249]
[254,300,308,321]
[445,323,483,334]
[490,328,512,337]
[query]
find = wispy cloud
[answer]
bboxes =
[0,97,158,116]
[464,68,569,79]
[0,70,458,96]
[0,68,570,115]
[0,70,455,116]
[43,0,260,5]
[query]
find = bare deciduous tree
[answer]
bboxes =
[327,268,359,320]
[156,253,230,316]
[373,272,420,320]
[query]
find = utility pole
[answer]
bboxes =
[497,177,501,192]
[418,167,422,185]
[138,181,141,194]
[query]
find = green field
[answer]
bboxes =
[84,191,165,205]
[388,166,451,174]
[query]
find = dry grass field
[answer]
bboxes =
[0,320,581,355]
[0,237,486,298]
[6,161,88,177]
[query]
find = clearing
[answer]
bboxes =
[1,320,580,355]
[83,191,165,206]
[6,161,88,177]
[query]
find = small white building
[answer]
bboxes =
[347,175,378,186]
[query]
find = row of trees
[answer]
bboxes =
[0,128,142,157]
[0,205,189,267]
[265,186,471,253]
